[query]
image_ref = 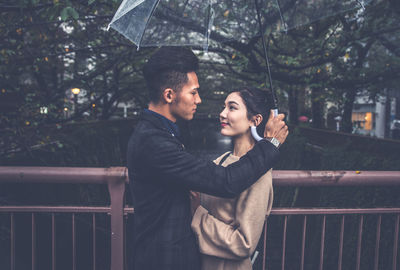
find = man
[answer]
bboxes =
[127,47,288,270]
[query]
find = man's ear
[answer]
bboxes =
[162,88,175,104]
[252,114,263,126]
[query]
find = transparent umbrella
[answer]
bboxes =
[108,0,374,115]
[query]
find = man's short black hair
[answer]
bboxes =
[143,47,199,103]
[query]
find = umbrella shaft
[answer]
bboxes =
[254,0,278,110]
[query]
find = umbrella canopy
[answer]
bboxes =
[108,0,376,112]
[108,0,373,50]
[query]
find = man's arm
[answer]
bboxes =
[140,131,279,198]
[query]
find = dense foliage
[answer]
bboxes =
[1,0,399,158]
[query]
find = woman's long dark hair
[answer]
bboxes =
[234,87,273,137]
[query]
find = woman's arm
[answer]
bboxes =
[191,170,273,260]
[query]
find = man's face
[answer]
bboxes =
[171,72,201,121]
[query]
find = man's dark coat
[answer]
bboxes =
[127,111,280,270]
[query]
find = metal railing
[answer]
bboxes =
[1,167,400,270]
[0,167,126,270]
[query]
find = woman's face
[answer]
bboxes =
[219,92,253,137]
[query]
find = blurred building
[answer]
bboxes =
[352,90,400,139]
[64,88,141,119]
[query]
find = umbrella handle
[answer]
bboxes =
[251,126,263,142]
[251,109,279,142]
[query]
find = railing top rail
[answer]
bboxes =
[270,207,400,215]
[3,206,400,215]
[0,167,399,186]
[121,207,400,215]
[0,166,127,184]
[273,170,400,186]
[0,206,110,213]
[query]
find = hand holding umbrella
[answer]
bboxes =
[252,109,288,143]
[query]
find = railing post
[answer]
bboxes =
[107,167,127,270]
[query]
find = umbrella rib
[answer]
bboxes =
[274,0,288,32]
[155,7,235,47]
[137,0,161,50]
[205,1,212,51]
[228,2,257,42]
[164,0,192,40]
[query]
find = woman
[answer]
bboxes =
[191,87,275,270]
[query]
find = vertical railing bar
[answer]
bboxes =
[11,212,15,270]
[32,213,36,270]
[72,213,76,270]
[262,218,268,270]
[93,213,96,270]
[319,215,326,270]
[106,213,109,268]
[124,215,127,270]
[356,215,364,270]
[108,176,126,270]
[392,214,399,270]
[263,220,268,270]
[281,216,287,270]
[300,215,307,270]
[52,213,56,270]
[374,215,382,270]
[338,215,345,270]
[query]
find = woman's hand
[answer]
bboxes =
[264,110,289,144]
[190,191,201,216]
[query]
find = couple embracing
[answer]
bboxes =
[127,47,288,270]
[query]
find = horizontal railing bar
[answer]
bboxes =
[123,207,400,215]
[1,167,400,186]
[0,167,127,184]
[272,170,400,186]
[270,208,400,215]
[0,206,110,213]
[4,207,400,215]
[124,208,134,214]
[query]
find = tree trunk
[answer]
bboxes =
[100,95,111,120]
[341,88,357,133]
[311,87,325,128]
[288,88,299,125]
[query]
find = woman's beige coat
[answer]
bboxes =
[191,152,273,270]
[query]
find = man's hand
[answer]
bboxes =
[190,191,200,216]
[264,110,289,144]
